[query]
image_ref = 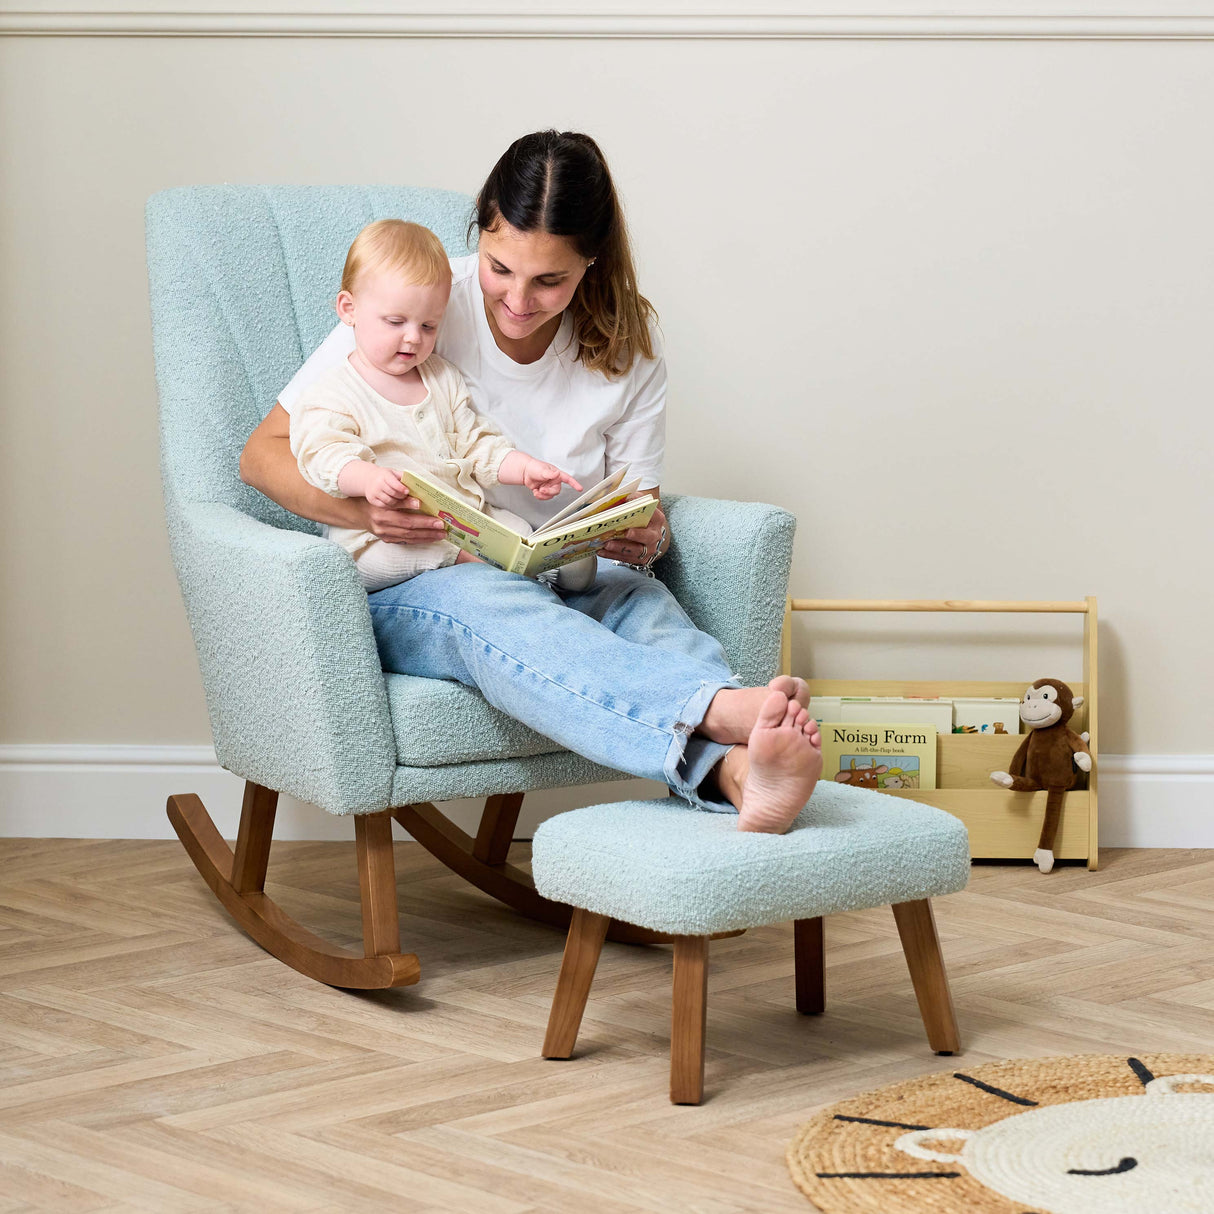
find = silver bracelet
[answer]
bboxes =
[614,523,667,579]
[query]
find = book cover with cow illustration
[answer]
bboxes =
[822,723,938,791]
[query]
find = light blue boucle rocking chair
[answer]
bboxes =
[146,185,797,991]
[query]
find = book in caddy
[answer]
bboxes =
[401,465,659,577]
[819,722,938,791]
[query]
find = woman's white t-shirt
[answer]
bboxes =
[278,254,666,530]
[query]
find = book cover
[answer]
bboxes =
[838,697,954,735]
[401,467,658,577]
[951,697,1022,735]
[821,722,938,791]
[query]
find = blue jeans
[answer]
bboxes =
[366,562,738,811]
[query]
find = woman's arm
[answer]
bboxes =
[596,333,669,566]
[240,403,447,543]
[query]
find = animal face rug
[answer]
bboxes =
[786,1054,1214,1213]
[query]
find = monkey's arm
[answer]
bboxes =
[991,736,1033,789]
[1007,736,1030,778]
[1067,728,1093,773]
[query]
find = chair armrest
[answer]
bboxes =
[657,495,796,686]
[168,499,396,814]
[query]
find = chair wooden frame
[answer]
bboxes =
[542,900,960,1105]
[168,782,724,989]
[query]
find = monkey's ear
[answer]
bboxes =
[1072,695,1084,708]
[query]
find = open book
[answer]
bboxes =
[401,466,658,578]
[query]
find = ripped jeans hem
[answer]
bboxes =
[662,676,739,814]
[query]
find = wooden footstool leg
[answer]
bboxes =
[670,935,709,1104]
[543,908,611,1059]
[892,899,961,1055]
[794,917,825,1014]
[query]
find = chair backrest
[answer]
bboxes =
[146,185,475,529]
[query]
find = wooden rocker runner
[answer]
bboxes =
[167,784,734,990]
[148,185,797,989]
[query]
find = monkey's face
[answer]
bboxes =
[1020,682,1067,730]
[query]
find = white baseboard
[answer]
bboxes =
[0,746,1210,848]
[1096,756,1214,849]
[0,745,665,842]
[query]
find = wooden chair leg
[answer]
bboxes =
[543,909,611,1059]
[231,781,278,893]
[671,936,709,1104]
[472,792,524,866]
[794,917,825,1015]
[355,811,401,958]
[892,899,961,1055]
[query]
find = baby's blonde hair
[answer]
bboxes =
[340,219,451,294]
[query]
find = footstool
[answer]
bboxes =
[531,781,971,1104]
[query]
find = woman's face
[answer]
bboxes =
[478,220,591,345]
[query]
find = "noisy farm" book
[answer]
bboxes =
[821,722,938,791]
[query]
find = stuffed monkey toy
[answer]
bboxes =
[990,678,1093,873]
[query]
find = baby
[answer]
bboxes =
[290,219,580,592]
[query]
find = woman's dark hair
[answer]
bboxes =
[471,130,656,377]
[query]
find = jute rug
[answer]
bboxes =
[787,1053,1214,1214]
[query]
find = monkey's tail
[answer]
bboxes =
[1037,787,1065,855]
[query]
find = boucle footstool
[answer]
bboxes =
[532,782,971,1104]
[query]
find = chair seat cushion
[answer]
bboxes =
[386,673,563,766]
[530,783,971,935]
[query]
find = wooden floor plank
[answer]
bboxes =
[1,840,1212,1212]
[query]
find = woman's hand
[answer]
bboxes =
[599,497,668,568]
[355,496,448,544]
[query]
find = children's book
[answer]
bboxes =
[820,722,938,792]
[401,466,658,577]
[951,697,1022,735]
[837,696,954,735]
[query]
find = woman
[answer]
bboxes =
[240,130,821,833]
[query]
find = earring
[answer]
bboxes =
[587,258,596,267]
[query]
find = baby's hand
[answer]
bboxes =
[339,460,411,507]
[365,468,411,507]
[524,457,582,501]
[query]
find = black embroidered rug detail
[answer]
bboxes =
[786,1054,1214,1213]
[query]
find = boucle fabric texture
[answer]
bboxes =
[657,493,795,689]
[147,185,797,815]
[531,783,971,935]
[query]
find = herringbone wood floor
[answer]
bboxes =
[1,839,1212,1212]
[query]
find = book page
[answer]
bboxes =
[533,478,647,539]
[531,467,631,537]
[520,496,659,576]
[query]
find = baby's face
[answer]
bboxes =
[339,269,450,379]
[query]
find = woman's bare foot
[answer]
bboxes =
[729,692,823,834]
[768,675,810,712]
[698,677,812,745]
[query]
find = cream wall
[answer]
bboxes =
[2,17,1211,819]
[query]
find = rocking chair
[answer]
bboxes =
[146,185,796,990]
